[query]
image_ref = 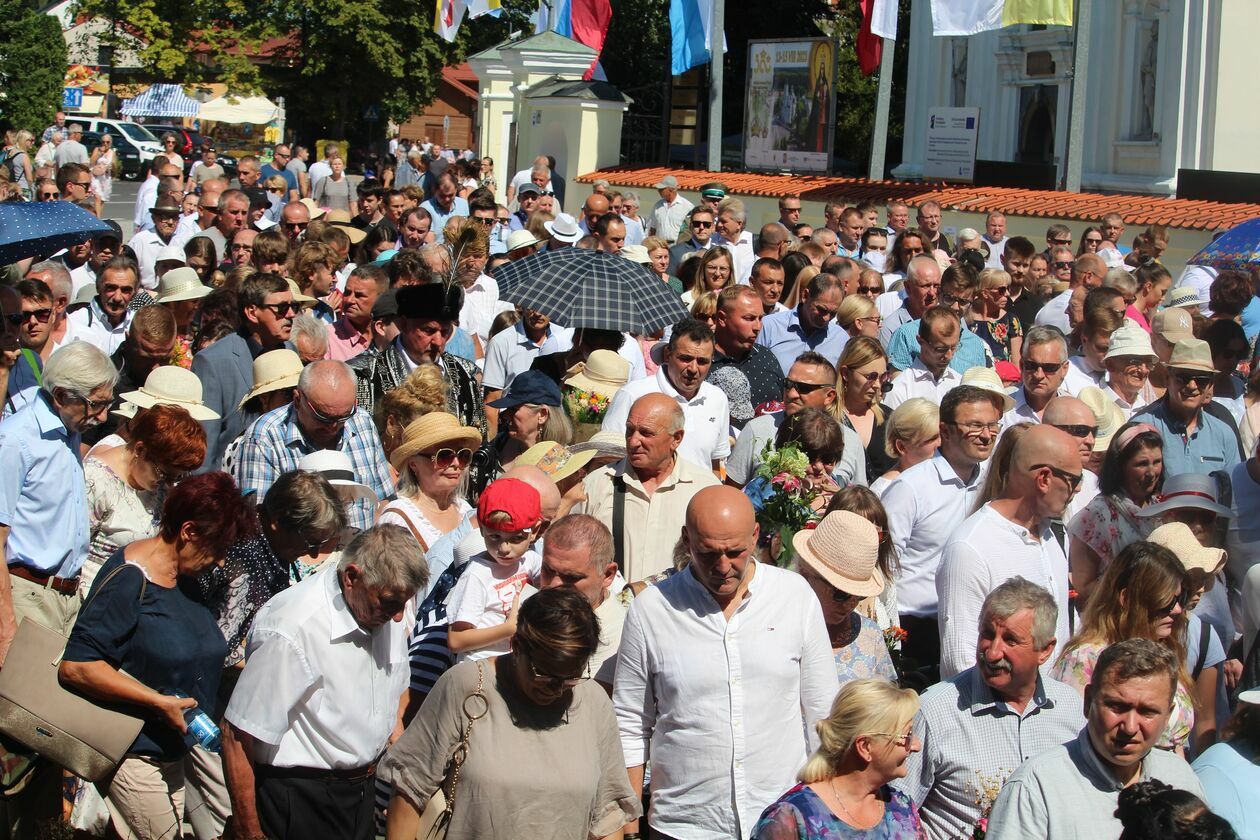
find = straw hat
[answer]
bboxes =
[569,430,626,462]
[1165,287,1200,310]
[298,449,378,505]
[562,350,631,399]
[155,267,212,304]
[1167,338,1217,373]
[1147,522,1226,577]
[237,348,303,410]
[298,198,327,221]
[515,441,596,484]
[1076,386,1126,453]
[620,244,652,265]
[960,366,1015,412]
[1136,473,1234,520]
[544,213,582,244]
[324,209,367,244]
[121,366,220,421]
[792,510,884,598]
[506,230,540,251]
[389,412,482,471]
[286,278,317,303]
[1103,324,1158,363]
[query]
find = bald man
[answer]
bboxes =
[936,425,1081,678]
[173,178,228,248]
[756,223,788,260]
[1043,395,1103,520]
[614,485,837,840]
[580,392,720,583]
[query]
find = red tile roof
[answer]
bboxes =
[578,167,1260,232]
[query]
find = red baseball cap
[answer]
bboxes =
[477,478,542,532]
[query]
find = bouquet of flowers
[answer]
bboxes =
[563,385,612,442]
[969,769,1010,839]
[742,442,819,566]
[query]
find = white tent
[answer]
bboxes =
[198,94,279,124]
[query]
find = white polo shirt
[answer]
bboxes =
[883,359,963,410]
[459,273,513,344]
[482,321,575,392]
[649,194,694,242]
[1061,355,1104,397]
[600,366,730,470]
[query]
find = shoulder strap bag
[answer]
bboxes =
[0,562,148,781]
[415,660,488,840]
[611,475,627,578]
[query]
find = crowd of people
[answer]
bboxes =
[0,121,1258,840]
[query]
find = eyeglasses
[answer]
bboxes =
[1049,238,1072,246]
[1172,370,1213,388]
[691,220,713,229]
[920,339,960,355]
[948,420,1000,437]
[527,657,591,689]
[1153,590,1188,617]
[856,315,883,326]
[256,301,298,317]
[1117,356,1153,370]
[1053,261,1074,270]
[989,285,1011,295]
[869,730,915,749]
[1022,360,1065,375]
[496,215,511,223]
[857,286,883,294]
[1030,462,1084,492]
[268,186,286,194]
[1085,237,1103,245]
[784,378,830,395]
[939,292,974,308]
[73,393,113,414]
[848,368,889,386]
[473,216,496,226]
[302,394,356,426]
[424,447,473,468]
[13,308,53,325]
[1051,423,1098,439]
[283,221,308,230]
[39,191,59,200]
[72,180,92,189]
[152,462,188,485]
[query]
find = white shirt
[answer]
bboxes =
[62,260,95,300]
[458,273,513,343]
[308,159,332,190]
[883,360,963,410]
[446,550,542,661]
[1001,387,1046,430]
[1102,383,1148,420]
[126,229,170,290]
[937,504,1070,679]
[601,366,731,469]
[1061,355,1103,397]
[983,235,1009,268]
[649,194,694,242]
[133,175,159,233]
[482,322,574,392]
[717,230,756,284]
[1034,288,1073,333]
[65,298,132,356]
[224,563,411,769]
[169,213,202,250]
[882,454,984,617]
[1064,468,1100,525]
[613,562,838,840]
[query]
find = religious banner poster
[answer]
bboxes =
[744,38,837,174]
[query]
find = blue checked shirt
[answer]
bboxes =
[232,403,394,531]
[754,305,849,373]
[886,317,993,374]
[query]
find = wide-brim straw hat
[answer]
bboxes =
[960,366,1015,412]
[1104,324,1158,363]
[792,510,884,598]
[325,209,367,244]
[237,348,303,410]
[515,441,596,484]
[562,350,631,399]
[1136,473,1234,520]
[569,430,626,462]
[1076,386,1127,453]
[507,230,540,251]
[286,278,317,303]
[121,366,220,421]
[389,412,482,471]
[1147,522,1226,577]
[1167,337,1217,373]
[298,198,327,220]
[298,449,378,505]
[156,266,212,304]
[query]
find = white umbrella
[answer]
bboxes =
[198,94,279,124]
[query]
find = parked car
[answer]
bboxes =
[80,130,144,180]
[66,116,164,177]
[141,124,239,180]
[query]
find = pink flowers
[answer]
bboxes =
[770,472,802,493]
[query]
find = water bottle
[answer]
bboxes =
[173,692,221,753]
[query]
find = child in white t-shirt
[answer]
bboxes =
[447,477,543,661]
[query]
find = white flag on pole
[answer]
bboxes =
[870,0,899,40]
[930,0,1005,36]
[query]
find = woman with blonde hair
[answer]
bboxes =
[869,399,939,497]
[1052,540,1199,753]
[689,290,718,328]
[374,364,451,472]
[782,264,821,310]
[682,247,736,305]
[969,268,1023,363]
[836,294,881,339]
[832,337,894,481]
[752,680,923,838]
[379,411,481,552]
[643,235,684,294]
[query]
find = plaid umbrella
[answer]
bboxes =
[0,202,112,265]
[494,248,689,334]
[1187,217,1260,271]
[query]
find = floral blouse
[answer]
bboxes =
[970,312,1023,363]
[1066,492,1156,569]
[834,614,898,687]
[83,457,161,593]
[1051,641,1193,752]
[752,783,925,839]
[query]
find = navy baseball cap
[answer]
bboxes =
[487,370,563,409]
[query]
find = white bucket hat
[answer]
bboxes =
[121,366,220,421]
[156,267,212,304]
[506,229,541,251]
[543,213,582,244]
[1104,324,1158,363]
[1165,287,1200,310]
[298,449,378,505]
[156,244,186,266]
[960,366,1015,412]
[619,244,651,265]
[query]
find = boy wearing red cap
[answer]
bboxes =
[447,478,544,660]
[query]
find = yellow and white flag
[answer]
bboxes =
[434,0,467,41]
[929,0,1071,37]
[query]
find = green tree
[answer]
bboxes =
[0,1,69,134]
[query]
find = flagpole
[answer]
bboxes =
[868,27,896,181]
[1063,0,1091,192]
[707,0,724,171]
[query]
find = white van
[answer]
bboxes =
[65,116,164,169]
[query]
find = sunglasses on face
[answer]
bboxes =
[692,220,713,229]
[303,396,356,426]
[1153,590,1188,617]
[1022,360,1065,375]
[1050,238,1072,246]
[784,378,829,395]
[1172,371,1213,388]
[473,216,496,226]
[858,286,883,294]
[1053,261,1073,270]
[40,192,59,200]
[1085,237,1103,245]
[1031,462,1083,492]
[257,301,298,317]
[1051,423,1097,439]
[527,656,591,689]
[424,447,473,468]
[14,307,53,325]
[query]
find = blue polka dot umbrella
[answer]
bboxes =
[0,201,113,265]
[492,248,690,335]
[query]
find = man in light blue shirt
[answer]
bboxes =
[419,171,470,244]
[0,341,118,653]
[887,260,992,374]
[754,271,847,372]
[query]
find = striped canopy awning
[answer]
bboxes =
[120,84,200,118]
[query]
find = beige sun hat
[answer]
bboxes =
[155,244,186,266]
[1076,386,1127,453]
[1104,324,1158,363]
[237,348,303,410]
[286,278,317,303]
[155,266,213,304]
[389,412,483,471]
[515,441,596,484]
[325,208,367,244]
[1165,287,1200,310]
[298,197,327,221]
[562,350,631,399]
[569,430,626,462]
[121,366,220,421]
[960,366,1015,412]
[792,510,884,598]
[1147,521,1226,577]
[619,244,652,265]
[1167,337,1217,374]
[506,229,541,251]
